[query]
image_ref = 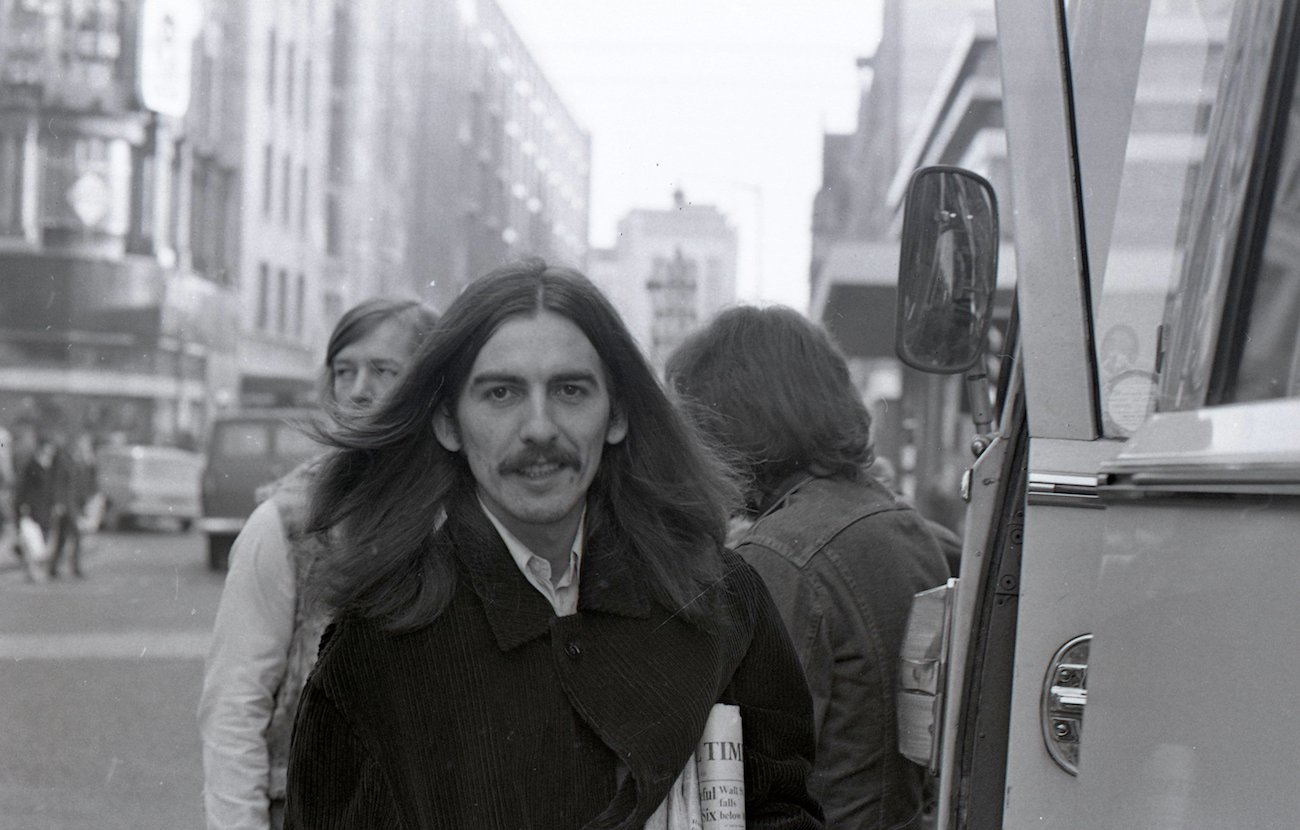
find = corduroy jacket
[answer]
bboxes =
[284,496,824,830]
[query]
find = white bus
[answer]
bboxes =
[894,2,1300,828]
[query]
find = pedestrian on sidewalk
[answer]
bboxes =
[282,261,822,829]
[199,297,438,830]
[15,421,79,581]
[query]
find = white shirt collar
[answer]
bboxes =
[477,498,585,616]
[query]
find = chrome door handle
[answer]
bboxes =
[1042,634,1090,775]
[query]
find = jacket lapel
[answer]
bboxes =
[449,497,555,651]
[448,496,653,652]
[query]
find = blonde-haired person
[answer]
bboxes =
[199,298,437,830]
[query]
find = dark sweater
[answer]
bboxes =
[285,499,823,830]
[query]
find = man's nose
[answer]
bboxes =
[519,397,559,443]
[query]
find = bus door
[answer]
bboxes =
[903,2,1297,828]
[1077,0,1300,825]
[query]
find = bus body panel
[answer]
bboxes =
[930,0,1300,827]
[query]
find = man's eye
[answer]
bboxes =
[557,384,587,399]
[486,386,516,402]
[334,367,355,379]
[377,366,400,378]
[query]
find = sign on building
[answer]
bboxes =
[137,0,200,118]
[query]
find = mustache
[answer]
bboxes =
[499,446,580,475]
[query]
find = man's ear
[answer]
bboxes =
[433,407,462,452]
[605,405,628,445]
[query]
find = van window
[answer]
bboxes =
[213,423,272,457]
[275,423,320,458]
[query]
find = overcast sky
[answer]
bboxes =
[496,0,883,311]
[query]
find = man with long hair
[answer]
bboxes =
[284,260,821,829]
[667,305,951,830]
[200,298,438,830]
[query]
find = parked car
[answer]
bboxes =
[198,409,323,570]
[96,444,203,532]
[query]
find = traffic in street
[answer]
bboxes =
[0,525,221,829]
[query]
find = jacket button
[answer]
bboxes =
[565,641,582,659]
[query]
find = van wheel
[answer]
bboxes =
[207,534,236,571]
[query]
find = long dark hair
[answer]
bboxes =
[308,259,739,631]
[666,304,874,511]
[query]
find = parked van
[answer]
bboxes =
[96,444,203,531]
[197,409,322,570]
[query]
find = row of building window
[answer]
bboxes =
[257,263,307,338]
[262,143,310,235]
[267,28,312,129]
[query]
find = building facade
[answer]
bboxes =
[409,0,591,312]
[0,0,236,444]
[588,190,738,373]
[0,0,590,442]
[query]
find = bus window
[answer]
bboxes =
[1068,1,1241,435]
[1224,66,1300,403]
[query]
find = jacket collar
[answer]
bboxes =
[755,470,816,519]
[446,491,653,652]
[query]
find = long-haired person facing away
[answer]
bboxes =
[667,305,951,830]
[285,259,823,830]
[199,298,438,830]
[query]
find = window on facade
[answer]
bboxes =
[299,165,309,235]
[324,290,342,326]
[296,273,306,337]
[282,154,292,225]
[267,28,278,106]
[328,98,346,183]
[325,193,341,256]
[190,162,208,273]
[263,143,273,216]
[128,142,151,250]
[168,140,183,251]
[0,131,25,236]
[277,269,289,334]
[286,42,296,119]
[304,58,313,128]
[331,7,350,88]
[216,170,233,284]
[257,263,271,329]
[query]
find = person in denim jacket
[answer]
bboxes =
[668,305,952,830]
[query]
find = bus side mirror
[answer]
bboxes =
[895,166,999,374]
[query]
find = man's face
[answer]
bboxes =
[434,311,627,551]
[331,317,419,415]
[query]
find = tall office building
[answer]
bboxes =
[588,190,738,372]
[410,0,591,312]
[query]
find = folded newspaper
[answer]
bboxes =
[645,703,745,830]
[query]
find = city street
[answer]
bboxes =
[0,526,223,829]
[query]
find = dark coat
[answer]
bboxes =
[285,497,823,830]
[15,446,75,530]
[736,474,952,830]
